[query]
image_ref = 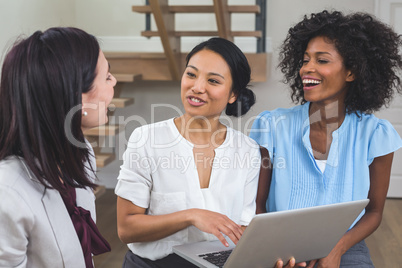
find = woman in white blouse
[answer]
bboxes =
[115,38,263,267]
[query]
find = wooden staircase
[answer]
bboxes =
[105,0,268,82]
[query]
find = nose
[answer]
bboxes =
[111,73,117,87]
[191,78,206,93]
[300,61,316,74]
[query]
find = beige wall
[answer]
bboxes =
[0,0,375,187]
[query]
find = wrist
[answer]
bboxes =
[183,208,197,226]
[333,239,349,256]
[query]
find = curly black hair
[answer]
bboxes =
[279,10,402,114]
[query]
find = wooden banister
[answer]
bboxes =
[149,0,181,81]
[213,0,232,41]
[121,2,269,82]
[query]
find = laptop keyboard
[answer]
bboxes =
[198,249,233,268]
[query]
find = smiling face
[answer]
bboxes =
[81,50,116,130]
[181,49,236,119]
[300,36,354,106]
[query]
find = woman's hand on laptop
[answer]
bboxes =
[189,208,243,247]
[275,257,307,268]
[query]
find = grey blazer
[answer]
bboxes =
[0,156,97,268]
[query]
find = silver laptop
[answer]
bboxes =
[173,199,369,268]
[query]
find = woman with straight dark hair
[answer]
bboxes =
[116,37,261,267]
[0,27,115,267]
[115,37,300,268]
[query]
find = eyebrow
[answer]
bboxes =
[304,51,332,56]
[187,65,225,79]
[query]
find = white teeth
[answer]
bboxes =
[303,79,321,84]
[191,97,201,103]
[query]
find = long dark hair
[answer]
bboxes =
[0,27,100,192]
[186,37,256,117]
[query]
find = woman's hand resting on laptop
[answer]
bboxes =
[190,208,244,247]
[275,257,307,268]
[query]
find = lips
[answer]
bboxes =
[302,77,322,90]
[187,96,206,106]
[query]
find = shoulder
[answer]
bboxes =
[129,118,174,138]
[251,105,306,137]
[349,113,396,133]
[136,118,173,131]
[0,157,44,212]
[254,105,305,125]
[0,157,35,189]
[349,113,402,159]
[127,118,180,149]
[348,112,402,147]
[226,127,260,154]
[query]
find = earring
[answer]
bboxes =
[83,111,88,116]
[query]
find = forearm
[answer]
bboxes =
[332,153,393,257]
[332,210,382,256]
[256,146,271,214]
[118,209,194,243]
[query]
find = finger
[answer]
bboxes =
[217,224,240,245]
[226,223,243,241]
[224,219,243,238]
[287,257,296,268]
[296,261,307,267]
[216,218,242,238]
[213,231,229,247]
[306,260,317,268]
[220,221,244,244]
[275,259,284,268]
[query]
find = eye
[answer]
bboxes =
[208,78,220,84]
[302,58,309,65]
[106,73,112,81]
[186,71,196,78]
[318,59,329,64]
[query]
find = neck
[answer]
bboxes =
[309,100,346,131]
[174,114,226,146]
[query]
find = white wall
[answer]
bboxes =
[0,0,375,188]
[0,0,75,57]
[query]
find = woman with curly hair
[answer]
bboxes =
[250,10,402,267]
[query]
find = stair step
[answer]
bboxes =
[95,154,115,168]
[141,30,262,38]
[84,125,121,137]
[105,52,166,59]
[114,73,142,83]
[132,5,260,14]
[104,52,268,82]
[110,98,134,108]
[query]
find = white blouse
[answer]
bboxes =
[115,118,261,260]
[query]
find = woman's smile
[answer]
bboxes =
[187,96,206,107]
